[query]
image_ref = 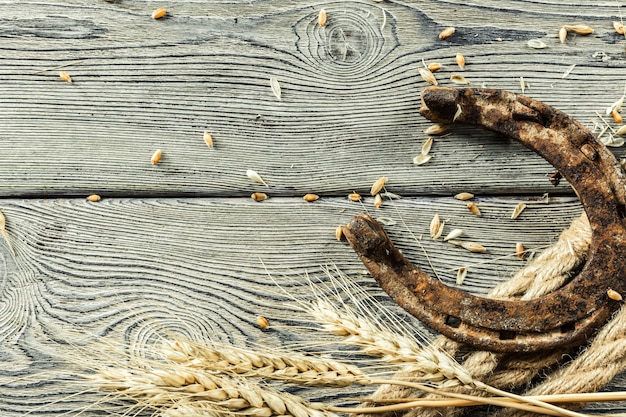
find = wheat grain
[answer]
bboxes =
[455,53,465,69]
[438,27,455,40]
[427,63,442,72]
[419,68,438,86]
[151,149,162,164]
[466,202,481,216]
[203,131,214,147]
[511,202,527,219]
[270,77,282,100]
[373,194,383,208]
[444,229,463,241]
[370,177,388,195]
[251,192,268,202]
[430,214,443,239]
[563,24,594,35]
[247,169,269,186]
[86,194,101,202]
[59,71,72,83]
[152,7,167,19]
[413,154,432,165]
[303,193,320,202]
[422,138,434,155]
[454,192,474,201]
[424,124,448,135]
[318,9,327,26]
[348,192,361,202]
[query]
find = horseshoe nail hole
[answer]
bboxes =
[560,322,576,333]
[617,204,626,219]
[445,315,461,328]
[499,330,516,340]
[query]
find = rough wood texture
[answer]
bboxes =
[0,0,625,415]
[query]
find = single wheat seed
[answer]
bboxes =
[422,137,434,155]
[456,267,468,285]
[318,9,327,26]
[424,124,449,135]
[607,289,623,301]
[152,7,167,19]
[467,202,481,216]
[563,24,594,35]
[257,316,270,329]
[450,74,470,85]
[251,192,268,202]
[203,131,214,147]
[612,110,623,124]
[348,192,361,202]
[511,202,526,219]
[370,176,388,195]
[455,52,465,69]
[303,193,319,202]
[151,149,162,164]
[59,71,72,83]
[439,27,455,40]
[413,154,432,165]
[335,226,344,240]
[430,214,443,239]
[427,62,442,72]
[419,68,438,86]
[247,169,269,186]
[373,194,383,208]
[454,192,474,200]
[86,194,101,202]
[559,26,568,43]
[444,229,463,241]
[516,242,526,259]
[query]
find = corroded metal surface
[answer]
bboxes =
[343,87,626,352]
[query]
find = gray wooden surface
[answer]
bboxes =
[0,0,625,415]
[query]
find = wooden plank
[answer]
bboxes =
[0,0,624,196]
[4,196,625,416]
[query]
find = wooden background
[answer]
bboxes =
[0,0,625,415]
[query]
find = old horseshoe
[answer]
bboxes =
[343,87,626,352]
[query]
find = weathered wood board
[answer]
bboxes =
[0,0,625,415]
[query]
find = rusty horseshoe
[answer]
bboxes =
[343,87,626,353]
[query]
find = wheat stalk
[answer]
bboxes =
[159,338,365,387]
[297,269,591,417]
[92,360,338,417]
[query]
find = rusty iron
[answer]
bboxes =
[343,87,626,353]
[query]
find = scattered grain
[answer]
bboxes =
[450,74,469,85]
[251,192,268,202]
[438,27,455,40]
[617,125,626,135]
[303,193,319,202]
[453,104,462,122]
[270,77,282,100]
[444,229,463,242]
[152,7,167,19]
[607,289,623,301]
[318,9,327,26]
[559,26,567,43]
[612,110,623,124]
[429,214,443,239]
[456,267,468,285]
[455,52,465,69]
[0,210,15,257]
[370,176,388,195]
[461,241,487,253]
[59,71,72,83]
[257,316,270,329]
[516,242,526,259]
[466,202,481,216]
[413,154,432,165]
[424,124,449,135]
[247,169,269,186]
[614,21,625,35]
[421,137,433,155]
[427,62,442,72]
[419,68,438,86]
[527,39,547,49]
[563,24,594,35]
[373,194,383,208]
[203,131,214,148]
[348,192,362,202]
[86,194,101,202]
[454,192,474,201]
[511,202,526,220]
[606,96,624,115]
[335,226,344,240]
[151,149,162,165]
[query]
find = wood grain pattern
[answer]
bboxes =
[0,0,623,197]
[1,0,625,415]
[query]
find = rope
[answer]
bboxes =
[361,213,626,417]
